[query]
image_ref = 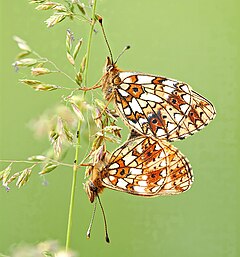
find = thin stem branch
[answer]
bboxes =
[32,51,77,85]
[65,0,98,251]
[73,14,91,24]
[0,159,73,168]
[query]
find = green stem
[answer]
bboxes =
[65,0,97,251]
[65,120,82,251]
[83,0,98,88]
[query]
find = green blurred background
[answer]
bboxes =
[0,0,239,256]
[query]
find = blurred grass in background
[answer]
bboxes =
[0,0,239,256]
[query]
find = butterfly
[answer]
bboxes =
[98,56,216,142]
[85,132,193,202]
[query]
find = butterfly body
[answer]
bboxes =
[85,159,106,203]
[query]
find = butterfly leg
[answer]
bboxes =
[79,83,102,91]
[79,74,105,91]
[94,94,114,120]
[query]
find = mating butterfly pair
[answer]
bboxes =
[85,57,216,202]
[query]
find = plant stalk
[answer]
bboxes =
[65,120,82,252]
[83,0,98,88]
[65,0,97,251]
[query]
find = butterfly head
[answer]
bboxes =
[104,56,116,73]
[85,175,105,203]
[84,153,108,203]
[104,45,131,73]
[85,180,97,203]
[101,57,120,100]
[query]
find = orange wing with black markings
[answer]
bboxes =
[97,135,193,197]
[101,58,216,141]
[167,90,216,141]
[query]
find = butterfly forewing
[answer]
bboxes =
[100,136,193,196]
[114,72,193,139]
[167,90,216,141]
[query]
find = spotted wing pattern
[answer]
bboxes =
[100,135,193,196]
[167,91,216,141]
[107,71,215,141]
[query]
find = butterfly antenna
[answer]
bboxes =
[97,16,114,64]
[86,200,97,239]
[114,45,130,65]
[96,193,110,243]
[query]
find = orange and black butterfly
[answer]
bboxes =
[99,56,216,141]
[91,18,216,142]
[85,132,193,202]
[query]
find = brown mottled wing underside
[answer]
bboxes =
[113,72,215,141]
[100,135,193,196]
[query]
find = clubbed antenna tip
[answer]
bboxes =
[105,233,110,243]
[86,229,91,239]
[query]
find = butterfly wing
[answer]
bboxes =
[112,71,215,141]
[100,136,193,196]
[167,90,216,141]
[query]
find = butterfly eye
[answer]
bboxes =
[105,64,113,72]
[104,56,114,72]
[85,181,96,203]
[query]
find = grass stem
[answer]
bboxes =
[65,0,98,251]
